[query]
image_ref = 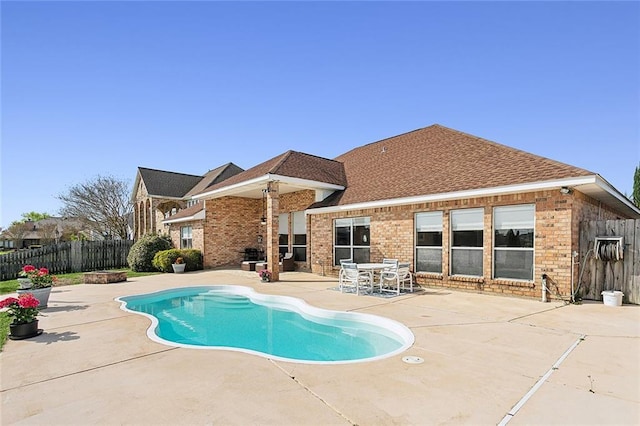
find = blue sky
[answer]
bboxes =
[1,1,638,228]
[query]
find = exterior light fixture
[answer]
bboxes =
[560,187,572,195]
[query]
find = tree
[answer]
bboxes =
[6,221,30,247]
[633,164,640,208]
[19,212,51,222]
[57,175,133,240]
[9,212,51,226]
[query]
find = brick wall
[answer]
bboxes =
[203,196,263,268]
[308,189,630,301]
[200,190,316,270]
[133,180,188,240]
[279,190,315,212]
[169,221,204,252]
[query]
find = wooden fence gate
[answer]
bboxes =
[0,240,134,281]
[578,219,640,304]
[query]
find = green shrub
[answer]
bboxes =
[152,248,203,273]
[181,249,203,271]
[127,234,173,272]
[152,249,182,272]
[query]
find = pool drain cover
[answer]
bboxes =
[402,356,424,364]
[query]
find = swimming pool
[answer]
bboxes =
[116,286,414,364]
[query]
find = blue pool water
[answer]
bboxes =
[116,286,414,364]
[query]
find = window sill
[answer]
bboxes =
[492,279,535,288]
[415,272,443,280]
[450,275,484,283]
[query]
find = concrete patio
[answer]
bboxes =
[1,269,639,425]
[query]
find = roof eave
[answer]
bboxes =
[162,209,205,224]
[145,194,186,201]
[306,175,640,218]
[194,173,345,200]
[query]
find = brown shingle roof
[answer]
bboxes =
[315,124,594,207]
[200,151,346,194]
[138,167,204,198]
[138,163,244,199]
[184,163,244,197]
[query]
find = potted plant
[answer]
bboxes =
[17,269,33,289]
[172,257,186,273]
[16,265,56,308]
[0,293,42,340]
[258,269,272,282]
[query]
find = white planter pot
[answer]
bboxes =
[601,290,623,307]
[18,278,33,289]
[16,286,52,308]
[172,263,186,273]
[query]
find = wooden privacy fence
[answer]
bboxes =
[578,219,640,304]
[0,240,134,281]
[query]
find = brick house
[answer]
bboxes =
[135,124,640,300]
[131,163,244,242]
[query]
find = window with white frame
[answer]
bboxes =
[415,211,443,273]
[450,208,483,276]
[180,226,193,249]
[278,213,289,257]
[292,211,307,261]
[334,217,370,265]
[493,204,534,280]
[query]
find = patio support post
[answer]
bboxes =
[266,181,280,282]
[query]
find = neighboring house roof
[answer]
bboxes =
[136,167,204,199]
[1,217,92,241]
[194,151,346,200]
[184,163,244,198]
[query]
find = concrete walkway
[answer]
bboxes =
[1,270,639,425]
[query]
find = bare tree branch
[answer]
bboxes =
[57,176,133,239]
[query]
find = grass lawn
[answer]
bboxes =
[0,312,9,351]
[0,269,161,295]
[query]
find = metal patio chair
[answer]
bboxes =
[340,262,373,295]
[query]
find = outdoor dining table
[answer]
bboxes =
[356,263,389,293]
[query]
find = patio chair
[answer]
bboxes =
[338,258,352,282]
[397,262,413,292]
[382,258,398,273]
[380,262,413,294]
[280,252,295,271]
[379,261,401,295]
[340,262,373,295]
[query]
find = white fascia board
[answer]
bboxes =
[268,174,345,191]
[194,175,270,199]
[306,176,603,215]
[594,175,640,215]
[163,209,205,224]
[146,195,185,201]
[193,174,344,200]
[130,174,142,202]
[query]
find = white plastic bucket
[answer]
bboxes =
[601,290,624,307]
